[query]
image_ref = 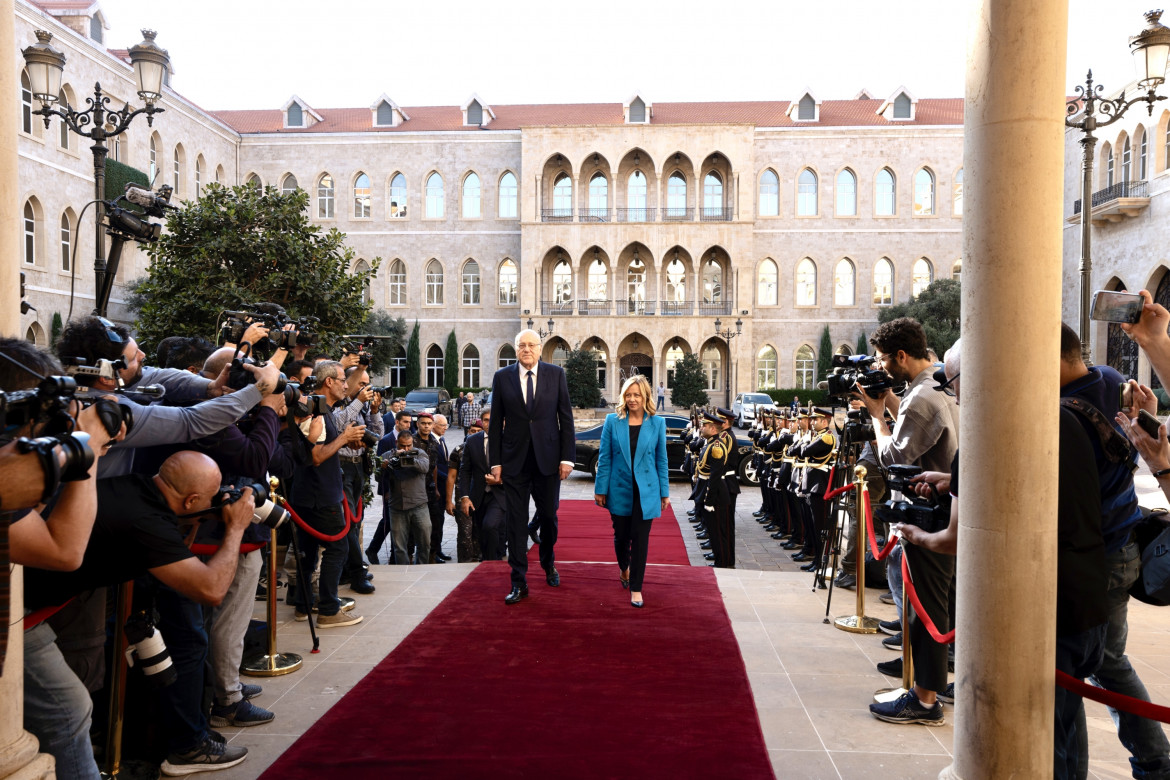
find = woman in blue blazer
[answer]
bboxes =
[594,374,670,608]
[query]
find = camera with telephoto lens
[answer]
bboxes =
[360,428,379,448]
[212,477,289,529]
[342,341,371,367]
[291,394,331,418]
[872,463,950,534]
[825,354,895,400]
[842,408,875,444]
[124,611,176,689]
[368,385,392,396]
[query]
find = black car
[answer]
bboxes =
[402,387,453,420]
[572,413,759,486]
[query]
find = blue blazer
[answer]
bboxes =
[594,413,669,520]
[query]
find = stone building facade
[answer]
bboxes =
[16,0,965,405]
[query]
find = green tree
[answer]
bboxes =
[856,331,868,356]
[443,330,459,395]
[404,321,421,392]
[879,278,961,357]
[50,312,62,348]
[564,348,603,409]
[132,183,378,356]
[670,352,709,409]
[817,325,833,384]
[363,309,407,376]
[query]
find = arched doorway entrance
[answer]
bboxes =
[619,352,652,386]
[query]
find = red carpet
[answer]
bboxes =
[260,501,771,779]
[548,500,690,565]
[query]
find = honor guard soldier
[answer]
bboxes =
[753,410,774,525]
[765,412,791,537]
[770,412,797,541]
[797,407,838,577]
[785,408,812,553]
[690,409,737,567]
[715,407,741,565]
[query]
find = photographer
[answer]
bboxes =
[333,364,381,594]
[448,416,485,562]
[23,450,257,776]
[414,413,447,563]
[384,430,432,565]
[859,318,958,725]
[288,361,366,627]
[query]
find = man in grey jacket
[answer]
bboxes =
[385,430,431,564]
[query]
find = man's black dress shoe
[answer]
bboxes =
[704,553,715,560]
[687,509,696,516]
[365,547,380,566]
[700,541,712,550]
[696,532,709,540]
[791,552,811,562]
[782,541,800,550]
[504,586,529,605]
[545,566,560,587]
[528,526,541,546]
[752,510,767,518]
[436,552,452,562]
[350,579,375,594]
[763,525,779,533]
[799,562,818,572]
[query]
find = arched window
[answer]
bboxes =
[759,169,779,216]
[287,103,303,127]
[836,169,857,216]
[498,259,518,304]
[913,168,935,215]
[703,172,723,218]
[1123,137,1133,183]
[757,346,778,390]
[591,346,608,386]
[195,157,203,198]
[666,254,686,303]
[149,135,159,182]
[425,259,444,304]
[215,165,224,184]
[876,168,896,216]
[388,259,406,305]
[589,173,608,215]
[23,201,36,265]
[1106,146,1115,188]
[173,145,184,194]
[462,345,480,387]
[627,171,647,220]
[58,89,69,149]
[758,259,778,306]
[551,340,569,369]
[388,346,406,387]
[246,173,262,189]
[426,173,444,218]
[462,259,481,304]
[354,260,371,305]
[59,211,71,272]
[426,345,444,387]
[795,258,817,306]
[702,258,722,303]
[912,258,933,297]
[953,169,964,216]
[552,173,572,217]
[553,259,573,304]
[390,173,407,218]
[627,252,647,306]
[588,257,608,301]
[281,173,299,195]
[462,172,481,218]
[665,344,684,386]
[1140,128,1149,179]
[874,258,894,305]
[20,70,33,135]
[353,172,371,218]
[797,169,818,216]
[834,259,855,306]
[702,345,720,390]
[113,135,123,162]
[317,174,334,218]
[498,344,517,369]
[795,345,816,390]
[666,173,687,218]
[952,258,962,282]
[498,172,517,219]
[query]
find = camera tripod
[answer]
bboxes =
[814,420,868,619]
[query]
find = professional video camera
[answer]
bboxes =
[342,335,395,367]
[841,408,875,445]
[287,388,330,419]
[124,611,176,689]
[60,355,165,406]
[1,371,131,440]
[872,463,950,534]
[825,354,895,400]
[219,304,296,359]
[212,477,289,530]
[105,183,174,244]
[385,448,418,470]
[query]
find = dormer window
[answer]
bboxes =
[376,101,394,125]
[371,95,409,128]
[893,94,912,119]
[788,90,820,122]
[468,100,483,126]
[287,103,303,127]
[89,15,102,43]
[624,93,652,124]
[461,94,494,127]
[630,98,646,123]
[282,96,321,129]
[878,87,917,121]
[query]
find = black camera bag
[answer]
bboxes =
[1130,507,1170,606]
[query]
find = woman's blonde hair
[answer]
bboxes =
[616,374,656,418]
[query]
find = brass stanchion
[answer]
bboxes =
[241,538,303,677]
[101,581,133,778]
[874,543,912,703]
[834,465,879,634]
[242,479,302,677]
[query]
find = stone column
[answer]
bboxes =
[943,0,1068,778]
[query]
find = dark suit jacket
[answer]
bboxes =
[487,360,575,478]
[458,430,490,508]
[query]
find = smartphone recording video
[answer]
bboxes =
[1090,290,1144,324]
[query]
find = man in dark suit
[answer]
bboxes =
[488,329,576,604]
[458,409,507,560]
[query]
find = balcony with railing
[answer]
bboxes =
[539,297,734,317]
[577,299,611,315]
[617,207,657,223]
[537,206,738,224]
[616,299,656,315]
[662,207,694,222]
[701,206,735,222]
[1069,179,1150,225]
[661,299,694,316]
[698,300,734,316]
[541,298,577,315]
[577,208,611,223]
[541,208,573,223]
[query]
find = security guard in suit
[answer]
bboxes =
[797,407,838,573]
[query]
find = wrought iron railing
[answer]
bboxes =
[578,299,611,315]
[577,208,611,223]
[662,207,694,221]
[541,299,576,315]
[698,300,734,316]
[617,207,656,223]
[700,206,735,221]
[616,299,656,315]
[1073,179,1148,214]
[541,208,573,222]
[660,299,694,316]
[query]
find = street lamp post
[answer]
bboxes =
[1066,10,1170,363]
[714,316,742,401]
[525,317,555,339]
[22,29,171,318]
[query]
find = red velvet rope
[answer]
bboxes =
[341,494,363,527]
[190,542,266,556]
[901,549,956,644]
[1056,671,1170,724]
[824,482,853,502]
[284,501,351,542]
[865,490,898,560]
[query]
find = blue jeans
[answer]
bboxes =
[1055,623,1107,780]
[656,396,665,410]
[23,621,101,779]
[153,579,210,754]
[1090,540,1170,779]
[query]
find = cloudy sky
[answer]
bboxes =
[77,0,1165,111]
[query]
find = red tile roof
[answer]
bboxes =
[211,98,965,135]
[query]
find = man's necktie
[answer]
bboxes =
[526,370,535,414]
